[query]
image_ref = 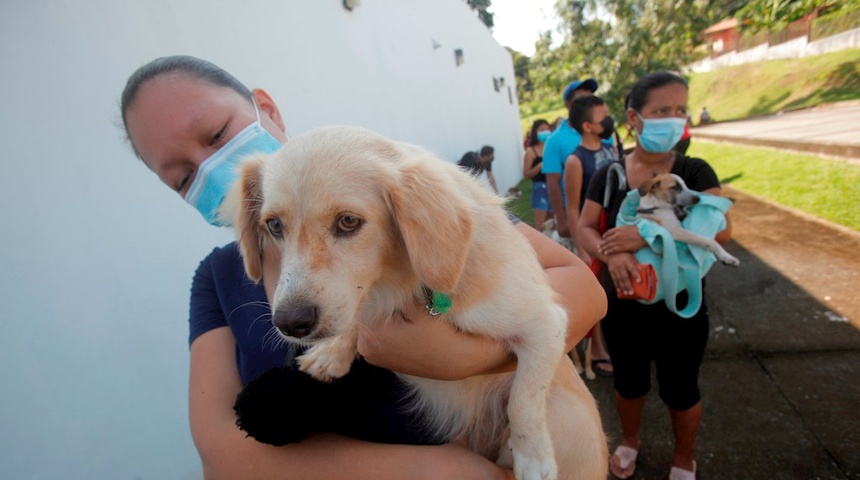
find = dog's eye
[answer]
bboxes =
[336,215,363,235]
[266,218,284,238]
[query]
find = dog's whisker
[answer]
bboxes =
[261,325,288,352]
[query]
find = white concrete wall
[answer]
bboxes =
[0,1,521,479]
[687,27,860,73]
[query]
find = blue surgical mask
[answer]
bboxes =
[636,113,686,153]
[536,130,551,143]
[184,102,282,226]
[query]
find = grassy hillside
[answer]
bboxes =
[688,141,860,231]
[688,48,860,123]
[521,48,860,134]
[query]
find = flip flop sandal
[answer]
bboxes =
[592,359,614,377]
[609,445,638,479]
[669,461,697,480]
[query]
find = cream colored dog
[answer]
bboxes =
[225,126,606,480]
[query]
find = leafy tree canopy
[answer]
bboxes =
[466,0,495,28]
[514,0,837,118]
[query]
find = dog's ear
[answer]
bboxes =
[224,153,269,283]
[387,154,474,293]
[638,177,657,196]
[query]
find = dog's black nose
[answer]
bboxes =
[691,195,700,204]
[272,304,319,338]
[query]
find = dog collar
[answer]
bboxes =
[422,285,452,316]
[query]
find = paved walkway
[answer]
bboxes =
[583,105,860,479]
[691,101,860,160]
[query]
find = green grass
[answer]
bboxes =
[520,106,568,137]
[688,140,860,231]
[509,142,860,232]
[688,48,860,122]
[507,178,536,226]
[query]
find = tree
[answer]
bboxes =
[466,0,495,28]
[520,0,735,116]
[736,0,833,33]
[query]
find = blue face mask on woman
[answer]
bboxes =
[184,102,282,226]
[536,130,551,143]
[636,113,687,153]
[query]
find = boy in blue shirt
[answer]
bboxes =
[564,95,619,250]
[562,95,619,379]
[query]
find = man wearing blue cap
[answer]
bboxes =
[542,78,599,239]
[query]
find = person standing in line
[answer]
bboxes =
[577,71,733,480]
[522,119,553,227]
[542,78,599,240]
[562,95,619,378]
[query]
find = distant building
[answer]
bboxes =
[703,18,740,57]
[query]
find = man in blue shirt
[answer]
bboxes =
[542,78,598,238]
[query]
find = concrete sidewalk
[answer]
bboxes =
[691,102,860,160]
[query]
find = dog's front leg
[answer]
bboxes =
[669,227,740,266]
[507,304,567,480]
[297,325,359,382]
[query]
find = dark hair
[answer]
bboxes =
[569,95,606,134]
[120,55,253,138]
[528,119,550,145]
[626,71,688,112]
[479,145,494,157]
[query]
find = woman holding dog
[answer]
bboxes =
[577,71,732,480]
[121,55,607,480]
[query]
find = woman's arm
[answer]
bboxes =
[189,328,512,480]
[576,199,642,297]
[523,148,541,179]
[358,221,607,379]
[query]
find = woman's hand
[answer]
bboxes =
[598,225,647,256]
[606,252,641,297]
[357,299,514,380]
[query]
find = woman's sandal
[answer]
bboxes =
[609,445,638,479]
[669,461,697,480]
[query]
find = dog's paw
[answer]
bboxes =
[511,450,558,480]
[509,434,558,480]
[298,344,354,383]
[585,368,596,380]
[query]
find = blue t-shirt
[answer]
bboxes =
[541,121,581,176]
[189,242,436,445]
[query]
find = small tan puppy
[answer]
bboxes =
[637,173,740,266]
[225,126,606,480]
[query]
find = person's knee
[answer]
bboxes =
[658,383,700,411]
[615,375,650,400]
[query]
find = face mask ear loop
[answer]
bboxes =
[252,98,262,124]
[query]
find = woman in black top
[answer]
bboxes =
[577,71,733,480]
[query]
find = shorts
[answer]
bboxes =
[530,181,553,212]
[601,293,710,411]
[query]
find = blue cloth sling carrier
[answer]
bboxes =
[616,189,733,318]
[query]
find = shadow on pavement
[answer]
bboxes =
[584,238,860,479]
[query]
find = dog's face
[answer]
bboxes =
[639,173,700,209]
[223,127,474,343]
